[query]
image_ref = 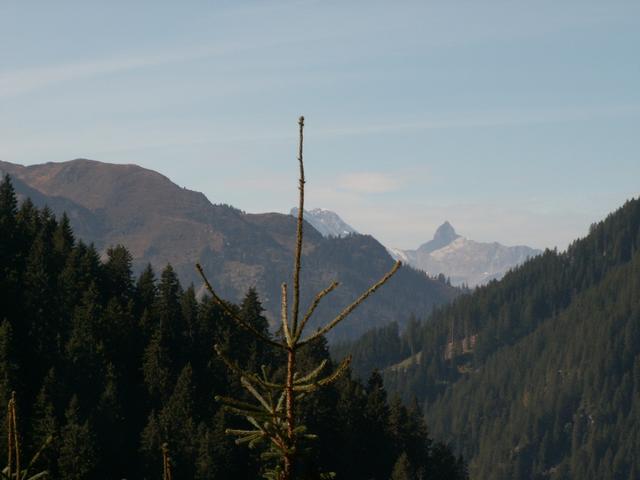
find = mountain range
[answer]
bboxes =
[0,158,457,341]
[337,195,640,479]
[389,221,541,287]
[287,206,541,288]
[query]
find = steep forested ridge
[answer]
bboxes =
[0,175,466,479]
[340,197,640,479]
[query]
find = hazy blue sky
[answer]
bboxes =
[1,1,639,249]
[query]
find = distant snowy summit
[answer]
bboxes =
[290,208,358,238]
[289,207,540,288]
[389,222,541,288]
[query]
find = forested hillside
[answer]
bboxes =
[339,196,640,479]
[0,175,466,479]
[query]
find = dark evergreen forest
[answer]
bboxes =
[338,196,640,479]
[0,174,467,479]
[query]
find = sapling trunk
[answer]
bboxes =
[4,392,52,480]
[196,116,401,480]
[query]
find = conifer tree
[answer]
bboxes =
[52,213,74,267]
[95,363,127,476]
[142,326,173,405]
[23,220,56,360]
[141,364,197,478]
[29,371,59,476]
[390,452,414,480]
[161,364,198,475]
[238,288,272,371]
[181,286,199,346]
[103,245,134,303]
[0,322,16,424]
[136,264,158,317]
[196,117,401,479]
[58,396,96,480]
[136,264,158,352]
[157,265,182,329]
[0,175,17,230]
[362,371,393,477]
[65,284,105,396]
[0,175,19,298]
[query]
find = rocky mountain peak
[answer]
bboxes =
[290,207,358,238]
[433,221,458,244]
[418,221,461,253]
[390,221,541,287]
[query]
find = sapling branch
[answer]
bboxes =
[293,360,327,385]
[299,260,402,346]
[281,283,293,346]
[295,281,339,341]
[293,356,352,393]
[196,263,284,349]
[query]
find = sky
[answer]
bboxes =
[1,1,639,250]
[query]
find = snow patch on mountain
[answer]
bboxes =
[392,222,541,287]
[290,207,358,238]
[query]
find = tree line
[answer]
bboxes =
[0,174,467,479]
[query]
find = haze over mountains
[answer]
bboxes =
[390,221,541,287]
[0,158,456,341]
[289,206,541,288]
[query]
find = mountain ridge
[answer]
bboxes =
[0,158,457,341]
[391,221,541,287]
[418,220,460,253]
